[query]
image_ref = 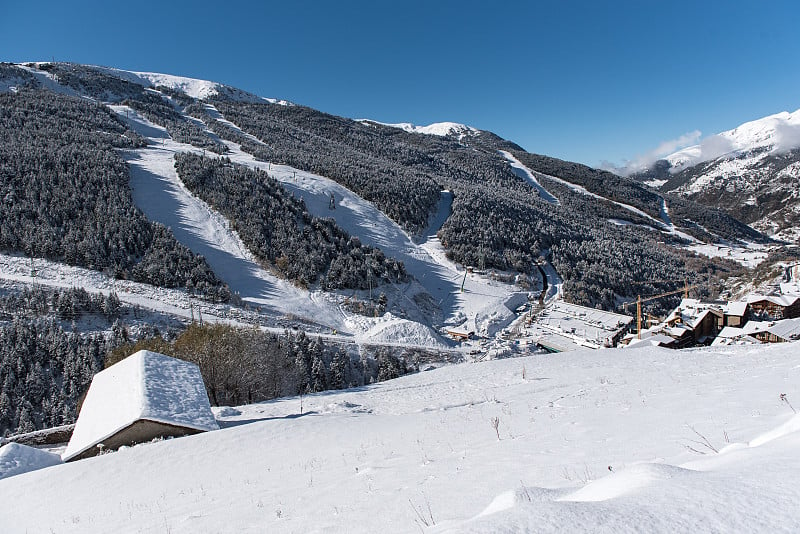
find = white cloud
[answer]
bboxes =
[773,121,800,153]
[605,130,701,176]
[696,133,734,162]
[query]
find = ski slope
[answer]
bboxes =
[1,67,529,346]
[111,105,348,331]
[199,104,525,337]
[500,150,560,205]
[1,342,797,532]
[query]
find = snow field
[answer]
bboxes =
[0,342,797,532]
[0,443,62,481]
[666,108,800,172]
[357,119,480,139]
[506,153,777,267]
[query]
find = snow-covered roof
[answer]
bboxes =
[724,301,749,317]
[625,334,675,348]
[716,319,800,342]
[63,350,218,462]
[765,317,800,341]
[746,294,800,307]
[0,443,62,480]
[526,301,633,351]
[717,326,747,339]
[688,309,717,329]
[664,299,725,332]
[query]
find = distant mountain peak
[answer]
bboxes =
[665,108,800,172]
[358,119,480,139]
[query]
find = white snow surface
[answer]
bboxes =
[108,101,525,343]
[686,241,772,269]
[14,64,82,97]
[499,150,559,205]
[2,342,798,532]
[62,350,218,462]
[0,443,62,481]
[112,104,350,331]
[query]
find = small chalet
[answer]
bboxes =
[664,299,724,345]
[62,350,218,462]
[751,317,800,343]
[722,301,749,327]
[445,328,475,341]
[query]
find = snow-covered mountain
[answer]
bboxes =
[358,118,481,139]
[1,61,797,533]
[2,61,765,316]
[0,60,783,446]
[633,110,800,241]
[665,109,800,172]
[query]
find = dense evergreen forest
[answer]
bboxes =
[507,150,764,243]
[195,102,443,234]
[37,63,227,153]
[0,286,122,323]
[1,62,756,309]
[0,86,229,301]
[0,284,421,437]
[174,153,407,289]
[0,318,108,436]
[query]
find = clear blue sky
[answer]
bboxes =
[3,0,800,169]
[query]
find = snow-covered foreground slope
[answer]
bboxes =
[2,342,797,532]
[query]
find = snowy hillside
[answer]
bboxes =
[664,109,800,172]
[94,65,292,105]
[1,341,798,532]
[634,108,800,240]
[109,100,525,343]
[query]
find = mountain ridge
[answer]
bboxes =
[0,61,770,313]
[631,107,800,241]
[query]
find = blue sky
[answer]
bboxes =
[2,0,799,169]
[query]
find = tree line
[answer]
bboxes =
[109,323,418,408]
[174,153,407,290]
[0,87,230,301]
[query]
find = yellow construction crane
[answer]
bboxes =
[624,283,698,339]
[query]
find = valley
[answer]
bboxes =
[0,59,798,534]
